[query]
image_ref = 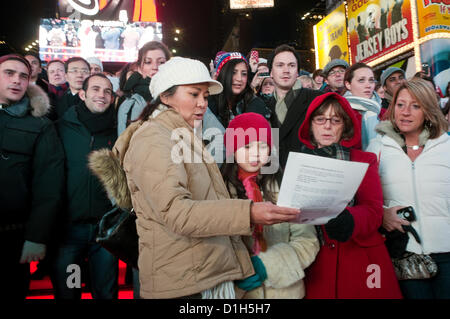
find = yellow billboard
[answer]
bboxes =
[314,3,349,69]
[417,0,450,37]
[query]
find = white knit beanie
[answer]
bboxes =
[86,57,103,72]
[150,57,223,99]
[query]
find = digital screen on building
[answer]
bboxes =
[230,0,274,10]
[39,18,163,63]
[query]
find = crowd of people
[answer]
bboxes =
[0,39,449,301]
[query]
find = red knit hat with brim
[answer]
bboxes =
[224,112,272,158]
[0,54,32,77]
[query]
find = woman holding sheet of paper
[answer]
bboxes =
[297,92,402,299]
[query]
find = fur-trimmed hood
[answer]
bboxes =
[375,120,430,148]
[2,84,51,118]
[28,84,51,117]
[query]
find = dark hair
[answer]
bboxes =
[309,96,354,146]
[137,85,178,121]
[24,52,42,65]
[445,81,450,97]
[268,44,300,72]
[137,41,171,66]
[82,73,112,91]
[212,58,255,126]
[65,57,90,72]
[344,62,373,85]
[312,69,324,80]
[413,72,436,90]
[220,161,282,204]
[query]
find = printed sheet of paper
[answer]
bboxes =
[277,152,369,225]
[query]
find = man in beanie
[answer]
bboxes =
[322,59,349,94]
[380,67,406,109]
[52,73,118,299]
[0,54,65,299]
[266,44,322,169]
[86,56,103,75]
[55,57,91,119]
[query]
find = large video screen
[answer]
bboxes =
[39,18,163,63]
[230,0,274,9]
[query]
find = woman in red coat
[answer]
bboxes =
[298,92,402,299]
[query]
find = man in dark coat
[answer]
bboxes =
[266,44,322,169]
[54,57,90,119]
[52,73,118,299]
[0,54,65,299]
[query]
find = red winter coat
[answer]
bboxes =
[298,92,402,299]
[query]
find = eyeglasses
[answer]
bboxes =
[312,116,343,125]
[328,69,345,77]
[67,68,90,75]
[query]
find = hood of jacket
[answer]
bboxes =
[298,92,361,149]
[374,120,430,148]
[2,84,51,118]
[88,104,168,210]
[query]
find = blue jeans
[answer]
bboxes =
[52,224,118,299]
[399,252,450,299]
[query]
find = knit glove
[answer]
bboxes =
[325,210,354,242]
[236,255,267,291]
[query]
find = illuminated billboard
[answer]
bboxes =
[39,18,163,63]
[58,0,158,22]
[230,0,274,9]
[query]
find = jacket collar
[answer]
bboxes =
[0,84,51,118]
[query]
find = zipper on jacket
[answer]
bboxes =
[410,162,424,254]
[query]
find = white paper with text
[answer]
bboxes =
[277,152,369,225]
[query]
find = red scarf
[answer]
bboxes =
[237,168,267,255]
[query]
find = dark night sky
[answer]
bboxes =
[0,0,325,68]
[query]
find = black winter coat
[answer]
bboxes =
[266,87,322,169]
[0,85,65,244]
[56,105,117,224]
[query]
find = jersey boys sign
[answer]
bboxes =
[347,0,414,64]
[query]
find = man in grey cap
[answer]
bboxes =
[380,67,406,109]
[322,59,349,94]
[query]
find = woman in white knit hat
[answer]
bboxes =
[91,57,300,299]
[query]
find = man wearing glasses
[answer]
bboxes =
[55,57,90,119]
[322,59,349,95]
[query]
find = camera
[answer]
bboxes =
[397,206,416,222]
[259,72,270,78]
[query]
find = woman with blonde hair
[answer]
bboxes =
[367,79,450,299]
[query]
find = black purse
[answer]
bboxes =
[96,206,139,269]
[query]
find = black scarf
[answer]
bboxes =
[76,102,116,134]
[123,71,152,101]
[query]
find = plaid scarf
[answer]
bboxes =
[48,82,69,98]
[237,168,267,255]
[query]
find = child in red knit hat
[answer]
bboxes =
[221,112,319,299]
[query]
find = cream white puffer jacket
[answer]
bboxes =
[366,121,450,254]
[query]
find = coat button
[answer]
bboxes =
[328,243,336,249]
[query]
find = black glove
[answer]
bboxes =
[325,210,354,242]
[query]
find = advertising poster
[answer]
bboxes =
[347,0,414,64]
[39,18,163,63]
[420,38,450,94]
[416,0,450,37]
[314,3,349,69]
[58,0,158,22]
[230,0,274,9]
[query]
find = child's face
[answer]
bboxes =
[235,141,270,173]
